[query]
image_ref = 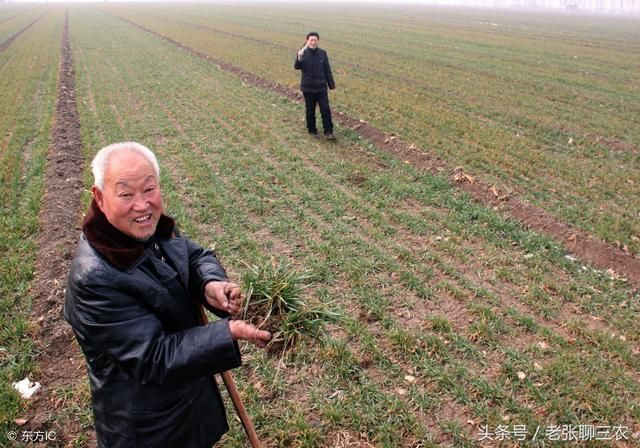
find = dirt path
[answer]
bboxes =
[112,15,640,291]
[23,10,91,447]
[0,13,46,53]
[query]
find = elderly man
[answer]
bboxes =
[64,142,271,448]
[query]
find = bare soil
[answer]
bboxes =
[21,11,94,447]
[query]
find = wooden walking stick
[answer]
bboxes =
[220,370,262,448]
[197,302,262,447]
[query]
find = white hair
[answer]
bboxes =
[92,142,160,190]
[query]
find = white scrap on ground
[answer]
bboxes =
[13,377,41,399]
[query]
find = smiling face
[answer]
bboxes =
[93,149,164,241]
[306,35,319,49]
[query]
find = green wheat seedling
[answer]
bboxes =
[275,304,344,354]
[242,258,311,320]
[241,258,343,355]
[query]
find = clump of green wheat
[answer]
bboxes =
[241,258,343,355]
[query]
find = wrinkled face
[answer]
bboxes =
[93,150,163,241]
[306,35,319,49]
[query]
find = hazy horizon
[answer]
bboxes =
[2,0,640,15]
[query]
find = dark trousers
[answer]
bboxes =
[303,90,333,135]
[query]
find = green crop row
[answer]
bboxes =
[102,3,640,257]
[0,5,45,44]
[0,5,62,437]
[64,7,638,447]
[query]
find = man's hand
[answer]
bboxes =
[229,321,272,348]
[297,45,307,60]
[204,281,242,315]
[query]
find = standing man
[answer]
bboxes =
[64,142,271,448]
[294,31,336,140]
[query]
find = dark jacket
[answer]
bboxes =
[64,200,242,448]
[294,47,335,92]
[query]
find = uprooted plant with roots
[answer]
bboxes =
[239,258,343,356]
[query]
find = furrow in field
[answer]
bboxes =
[67,9,639,445]
[113,4,639,142]
[23,10,90,446]
[0,12,46,53]
[110,13,640,291]
[82,21,500,440]
[111,51,639,445]
[209,94,639,368]
[105,5,640,262]
[80,38,457,445]
[112,0,636,378]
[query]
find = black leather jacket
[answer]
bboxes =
[64,201,241,448]
[294,47,336,92]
